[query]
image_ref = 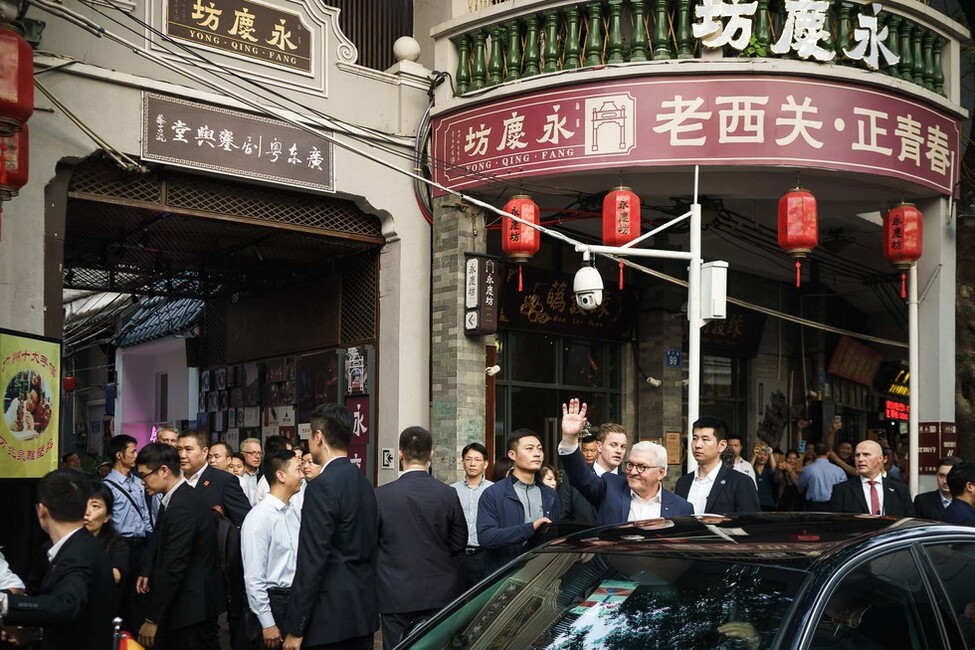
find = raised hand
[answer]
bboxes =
[561,398,588,442]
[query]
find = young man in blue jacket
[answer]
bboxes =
[477,428,560,574]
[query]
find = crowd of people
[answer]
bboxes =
[2,398,975,650]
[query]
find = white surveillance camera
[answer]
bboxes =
[646,376,662,388]
[573,264,603,312]
[485,365,501,377]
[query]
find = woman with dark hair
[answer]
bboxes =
[84,482,129,589]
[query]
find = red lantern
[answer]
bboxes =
[602,186,641,289]
[502,194,540,291]
[0,123,28,240]
[883,202,923,298]
[777,187,818,287]
[0,24,34,136]
[63,375,77,393]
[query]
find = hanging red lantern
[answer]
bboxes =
[0,24,34,136]
[502,194,540,291]
[0,123,29,240]
[602,186,641,289]
[63,375,77,393]
[777,187,818,287]
[883,202,923,299]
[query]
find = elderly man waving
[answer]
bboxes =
[559,398,693,524]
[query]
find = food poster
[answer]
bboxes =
[1,329,61,478]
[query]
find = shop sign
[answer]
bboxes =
[432,75,959,196]
[886,367,910,397]
[142,92,334,193]
[346,395,370,445]
[498,265,636,341]
[166,0,312,73]
[0,328,60,479]
[345,347,368,395]
[348,444,368,476]
[918,422,957,474]
[884,399,908,421]
[699,304,765,359]
[827,336,883,386]
[464,254,500,336]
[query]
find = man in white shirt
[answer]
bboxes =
[239,438,263,506]
[594,423,628,476]
[674,416,761,515]
[241,449,304,648]
[450,442,492,590]
[0,550,24,593]
[726,434,757,487]
[253,435,293,504]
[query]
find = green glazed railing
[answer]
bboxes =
[451,0,947,97]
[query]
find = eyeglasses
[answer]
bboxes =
[242,450,263,456]
[624,462,662,475]
[141,467,162,479]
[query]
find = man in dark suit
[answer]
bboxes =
[914,456,964,520]
[176,429,251,650]
[559,401,694,523]
[829,440,915,517]
[674,416,761,515]
[284,404,379,650]
[375,426,468,649]
[136,443,223,649]
[1,470,117,650]
[943,461,975,526]
[558,433,600,525]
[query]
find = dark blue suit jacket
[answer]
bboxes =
[561,447,693,525]
[943,499,975,526]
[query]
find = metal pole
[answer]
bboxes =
[687,166,702,473]
[908,263,919,497]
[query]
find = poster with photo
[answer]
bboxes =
[0,329,61,479]
[242,362,261,405]
[201,369,212,392]
[216,367,227,390]
[298,350,339,425]
[207,392,219,412]
[266,358,286,384]
[228,407,237,429]
[225,428,240,451]
[219,390,229,410]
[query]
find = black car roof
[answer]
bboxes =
[537,513,968,569]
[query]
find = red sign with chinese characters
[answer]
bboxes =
[884,399,908,421]
[918,422,958,474]
[432,75,960,195]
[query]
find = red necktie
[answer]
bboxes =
[868,480,881,515]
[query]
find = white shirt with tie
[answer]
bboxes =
[859,474,885,515]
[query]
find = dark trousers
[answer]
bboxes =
[305,634,373,650]
[457,548,486,591]
[121,537,149,631]
[156,618,219,650]
[381,609,439,650]
[247,588,291,649]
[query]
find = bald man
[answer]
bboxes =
[829,440,915,517]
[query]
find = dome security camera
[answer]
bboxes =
[573,264,604,312]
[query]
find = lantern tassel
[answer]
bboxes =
[795,260,801,288]
[618,261,624,290]
[901,272,906,299]
[518,264,523,292]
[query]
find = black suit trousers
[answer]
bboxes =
[155,617,219,650]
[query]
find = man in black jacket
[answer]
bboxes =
[558,433,600,525]
[284,404,379,650]
[829,441,915,517]
[674,416,761,515]
[375,426,468,649]
[1,470,117,650]
[137,443,222,649]
[914,456,964,520]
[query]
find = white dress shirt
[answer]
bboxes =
[241,470,259,506]
[183,464,207,488]
[161,477,187,509]
[732,458,757,487]
[594,461,618,477]
[628,488,662,521]
[241,494,302,628]
[0,550,25,591]
[860,474,885,514]
[254,475,270,503]
[686,463,723,515]
[1,529,83,616]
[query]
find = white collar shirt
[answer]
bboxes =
[594,462,618,477]
[241,470,259,506]
[161,477,187,509]
[860,474,885,515]
[46,527,84,562]
[732,458,758,487]
[628,486,662,522]
[184,465,206,488]
[686,463,723,515]
[941,493,953,509]
[240,494,301,629]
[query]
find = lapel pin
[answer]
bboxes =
[203,480,210,487]
[720,480,726,485]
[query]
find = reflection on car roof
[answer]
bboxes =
[542,513,951,567]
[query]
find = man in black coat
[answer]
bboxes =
[558,434,600,525]
[1,470,117,650]
[914,456,964,520]
[829,441,915,517]
[284,404,379,650]
[375,426,468,649]
[943,461,975,526]
[674,416,761,515]
[137,443,223,649]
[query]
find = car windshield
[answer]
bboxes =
[406,550,809,649]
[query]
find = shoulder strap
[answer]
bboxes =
[104,478,146,515]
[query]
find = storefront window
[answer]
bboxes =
[683,355,746,436]
[495,332,623,453]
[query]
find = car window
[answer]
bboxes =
[808,549,941,650]
[921,542,975,648]
[405,551,808,649]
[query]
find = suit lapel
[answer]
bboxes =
[705,466,730,511]
[852,479,870,513]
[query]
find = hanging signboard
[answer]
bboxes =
[464,254,500,337]
[0,329,61,479]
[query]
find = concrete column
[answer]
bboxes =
[916,197,955,492]
[430,196,487,483]
[637,307,684,485]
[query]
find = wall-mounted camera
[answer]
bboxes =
[573,251,603,312]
